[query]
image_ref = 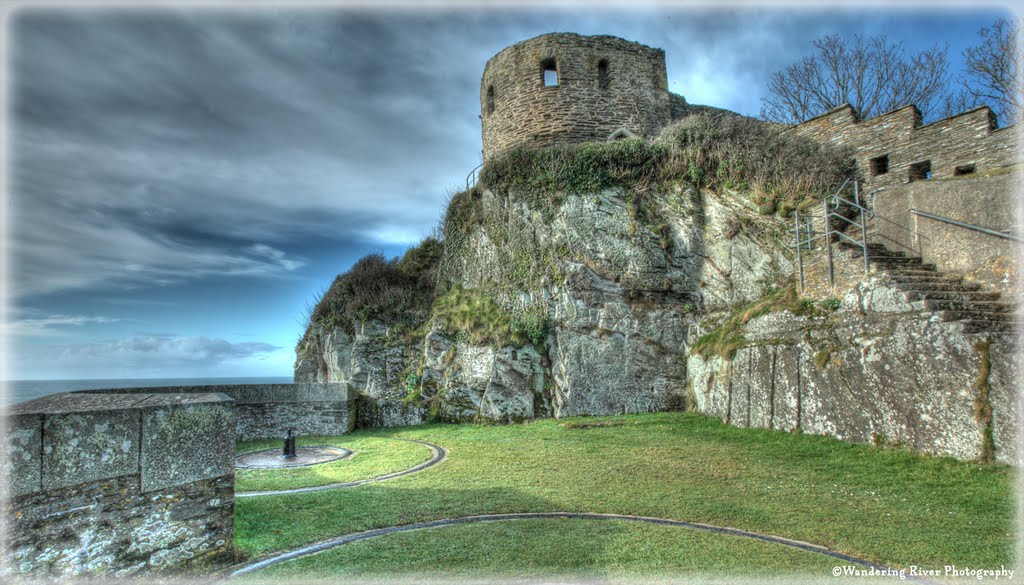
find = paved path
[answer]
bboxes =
[229,512,933,582]
[235,438,446,498]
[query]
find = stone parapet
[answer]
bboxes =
[2,392,235,577]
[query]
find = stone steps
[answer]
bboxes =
[893,281,982,293]
[962,320,1020,334]
[914,290,1002,302]
[826,216,1018,334]
[937,309,1021,321]
[918,299,1014,313]
[889,274,965,285]
[845,235,1016,334]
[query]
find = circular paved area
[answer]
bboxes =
[235,446,354,469]
[235,438,446,498]
[230,512,932,582]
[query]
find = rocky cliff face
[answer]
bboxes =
[295,180,794,427]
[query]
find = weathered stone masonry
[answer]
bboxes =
[2,392,235,578]
[789,103,1019,190]
[481,33,673,160]
[75,383,354,441]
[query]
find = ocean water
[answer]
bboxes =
[2,377,293,407]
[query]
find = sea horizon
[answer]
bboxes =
[2,376,294,407]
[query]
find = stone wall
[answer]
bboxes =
[481,33,672,160]
[871,172,1021,296]
[687,289,1020,465]
[2,392,235,578]
[75,383,353,441]
[789,104,1020,190]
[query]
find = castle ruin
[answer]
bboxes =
[480,33,687,160]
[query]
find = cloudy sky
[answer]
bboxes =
[2,1,1015,381]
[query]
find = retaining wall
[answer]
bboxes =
[688,305,1020,465]
[75,383,354,441]
[871,172,1021,297]
[2,392,235,578]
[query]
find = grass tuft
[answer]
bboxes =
[690,287,812,360]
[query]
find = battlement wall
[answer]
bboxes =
[790,104,1020,189]
[2,392,235,577]
[481,33,672,160]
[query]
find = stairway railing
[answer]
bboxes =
[793,177,873,292]
[910,209,1024,243]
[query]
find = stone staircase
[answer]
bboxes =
[840,241,1020,334]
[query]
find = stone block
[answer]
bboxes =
[4,413,43,497]
[41,402,141,491]
[139,393,234,493]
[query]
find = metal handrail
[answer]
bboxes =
[910,209,1024,243]
[794,176,870,291]
[466,161,485,189]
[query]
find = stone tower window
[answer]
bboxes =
[486,85,495,114]
[870,154,889,176]
[954,163,976,176]
[909,160,932,181]
[598,59,610,89]
[541,58,558,86]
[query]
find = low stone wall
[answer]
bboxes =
[2,392,235,578]
[75,383,354,441]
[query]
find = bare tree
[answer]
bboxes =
[943,18,1022,125]
[760,33,950,124]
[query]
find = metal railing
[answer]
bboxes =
[793,177,873,291]
[466,161,485,190]
[910,209,1024,243]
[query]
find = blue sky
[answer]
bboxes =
[2,1,1017,380]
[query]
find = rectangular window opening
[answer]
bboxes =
[870,154,889,176]
[909,160,932,182]
[541,58,558,87]
[954,163,976,176]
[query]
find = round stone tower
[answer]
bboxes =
[480,33,673,160]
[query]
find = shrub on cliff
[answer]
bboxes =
[308,237,441,335]
[656,113,854,215]
[479,138,667,201]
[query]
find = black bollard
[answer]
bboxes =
[283,429,297,459]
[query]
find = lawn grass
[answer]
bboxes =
[235,518,842,582]
[235,435,433,492]
[234,412,1014,575]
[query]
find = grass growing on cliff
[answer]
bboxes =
[690,287,812,360]
[430,285,546,348]
[235,435,434,492]
[475,113,852,219]
[480,138,667,202]
[234,412,1014,577]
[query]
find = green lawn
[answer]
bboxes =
[236,518,843,582]
[235,435,433,492]
[234,412,1014,578]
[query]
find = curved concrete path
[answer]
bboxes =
[230,512,933,582]
[235,438,446,498]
